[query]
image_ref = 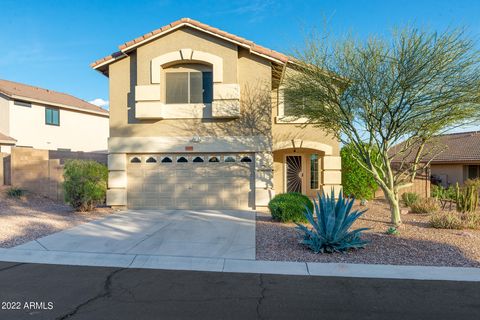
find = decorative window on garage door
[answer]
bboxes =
[224,155,236,162]
[177,156,188,163]
[130,156,141,163]
[146,156,157,163]
[161,156,173,163]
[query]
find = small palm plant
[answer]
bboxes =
[296,190,369,253]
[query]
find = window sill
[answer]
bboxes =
[136,102,213,119]
[275,116,309,124]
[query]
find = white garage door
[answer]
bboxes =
[127,153,254,209]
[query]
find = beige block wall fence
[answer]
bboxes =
[3,147,107,201]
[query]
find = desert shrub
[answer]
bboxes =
[409,198,439,213]
[268,192,313,223]
[401,192,419,207]
[341,144,378,200]
[63,160,108,212]
[295,190,369,253]
[455,183,478,213]
[463,212,480,229]
[430,212,464,229]
[464,178,480,188]
[430,212,480,230]
[431,185,456,200]
[6,187,25,198]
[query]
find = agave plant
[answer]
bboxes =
[295,189,369,253]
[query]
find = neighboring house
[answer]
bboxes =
[426,131,480,188]
[0,79,109,153]
[91,18,341,210]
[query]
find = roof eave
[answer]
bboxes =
[6,93,109,117]
[90,21,289,71]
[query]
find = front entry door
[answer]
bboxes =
[286,155,303,193]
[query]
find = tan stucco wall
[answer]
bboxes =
[109,27,272,139]
[271,88,340,156]
[431,164,466,186]
[273,148,325,197]
[105,25,340,206]
[137,28,238,86]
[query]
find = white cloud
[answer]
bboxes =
[89,98,109,109]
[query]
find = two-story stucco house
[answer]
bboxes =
[0,79,109,153]
[91,18,342,210]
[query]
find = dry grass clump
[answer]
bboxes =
[430,211,480,230]
[410,198,439,213]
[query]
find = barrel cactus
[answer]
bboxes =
[295,189,369,253]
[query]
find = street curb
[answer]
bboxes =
[1,248,479,282]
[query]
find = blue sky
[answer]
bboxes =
[1,0,479,109]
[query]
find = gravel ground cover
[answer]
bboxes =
[0,186,112,248]
[256,199,480,267]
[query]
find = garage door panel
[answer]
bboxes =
[127,153,254,209]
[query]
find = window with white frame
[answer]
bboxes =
[165,65,213,104]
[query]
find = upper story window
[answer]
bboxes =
[45,107,60,126]
[14,100,31,108]
[165,64,213,105]
[277,87,308,123]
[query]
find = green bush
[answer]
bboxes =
[268,192,313,223]
[401,192,419,207]
[296,190,369,253]
[341,144,378,200]
[6,187,25,198]
[410,197,439,213]
[63,160,108,212]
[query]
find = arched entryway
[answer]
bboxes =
[272,140,341,197]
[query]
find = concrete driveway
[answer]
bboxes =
[14,210,255,260]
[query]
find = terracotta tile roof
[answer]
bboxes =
[91,17,290,70]
[0,132,16,145]
[0,79,108,116]
[392,131,480,164]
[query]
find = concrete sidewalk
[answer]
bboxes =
[1,248,480,282]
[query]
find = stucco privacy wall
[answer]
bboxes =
[7,101,109,152]
[0,152,6,185]
[8,147,107,201]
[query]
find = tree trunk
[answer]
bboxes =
[383,189,402,226]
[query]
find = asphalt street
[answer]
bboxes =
[0,261,478,320]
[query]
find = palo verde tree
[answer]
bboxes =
[283,28,480,226]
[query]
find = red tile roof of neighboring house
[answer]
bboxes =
[0,79,109,116]
[91,17,290,70]
[392,131,480,164]
[0,132,16,145]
